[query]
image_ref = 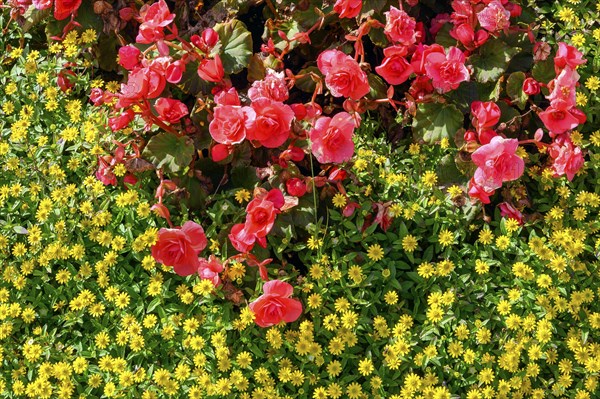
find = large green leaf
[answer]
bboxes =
[412,102,464,144]
[506,72,528,109]
[469,39,519,83]
[214,19,253,74]
[142,133,195,174]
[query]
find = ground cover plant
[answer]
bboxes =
[2,0,600,398]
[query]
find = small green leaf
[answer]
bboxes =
[506,72,528,109]
[412,102,464,144]
[142,132,195,174]
[214,19,253,74]
[469,39,519,83]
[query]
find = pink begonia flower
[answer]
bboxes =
[468,177,496,204]
[499,202,523,224]
[424,46,470,93]
[554,42,586,73]
[154,98,188,124]
[522,77,540,95]
[538,107,581,136]
[450,23,489,51]
[471,101,501,132]
[54,0,82,20]
[248,98,295,148]
[228,189,284,253]
[309,112,356,164]
[549,136,584,181]
[209,105,256,145]
[471,136,524,191]
[197,255,224,287]
[384,6,417,46]
[248,69,289,102]
[477,0,511,32]
[375,46,414,85]
[197,54,224,83]
[249,280,302,327]
[546,66,578,111]
[317,49,370,100]
[151,221,207,276]
[135,0,175,44]
[333,0,362,19]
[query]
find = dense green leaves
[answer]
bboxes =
[214,19,253,74]
[142,132,195,174]
[412,102,464,144]
[469,39,519,83]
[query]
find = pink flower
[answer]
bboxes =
[450,23,489,51]
[96,156,117,186]
[333,0,362,19]
[499,202,523,224]
[249,280,303,327]
[471,101,501,132]
[549,136,584,181]
[546,66,578,111]
[198,255,224,287]
[477,0,511,32]
[424,46,470,93]
[197,55,224,83]
[286,178,307,197]
[118,46,142,70]
[375,46,414,85]
[155,98,188,124]
[468,177,495,204]
[32,0,51,10]
[248,69,289,102]
[248,98,295,148]
[209,105,256,145]
[136,0,175,44]
[554,42,586,73]
[310,112,356,164]
[151,221,207,276]
[54,0,81,20]
[384,6,417,46]
[522,77,540,95]
[229,223,257,253]
[317,49,370,100]
[538,107,581,136]
[471,136,524,191]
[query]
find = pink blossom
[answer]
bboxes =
[249,280,302,327]
[471,136,524,191]
[468,177,495,204]
[317,49,370,100]
[549,136,584,181]
[546,66,578,111]
[333,0,362,19]
[248,69,289,102]
[136,0,175,44]
[154,98,188,124]
[209,105,256,145]
[384,6,417,46]
[424,46,470,93]
[477,0,511,32]
[538,107,581,136]
[471,101,501,132]
[554,42,586,73]
[310,112,356,164]
[248,98,295,148]
[197,55,224,83]
[499,202,523,224]
[375,46,414,85]
[198,255,224,287]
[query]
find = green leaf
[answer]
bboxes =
[214,19,253,74]
[412,102,464,144]
[469,39,519,83]
[506,72,528,109]
[532,58,555,84]
[142,132,195,174]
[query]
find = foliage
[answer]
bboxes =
[1,0,600,399]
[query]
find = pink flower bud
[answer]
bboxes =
[201,28,219,48]
[522,77,540,95]
[286,178,307,197]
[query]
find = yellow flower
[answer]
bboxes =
[234,189,251,203]
[422,171,438,187]
[438,229,454,247]
[332,193,347,208]
[366,244,384,261]
[358,358,374,376]
[402,235,418,252]
[478,229,494,245]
